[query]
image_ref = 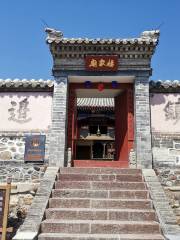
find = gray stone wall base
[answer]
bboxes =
[152,132,180,168]
[13,167,59,240]
[142,169,180,239]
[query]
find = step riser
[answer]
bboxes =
[46,209,157,221]
[110,190,149,199]
[39,167,164,240]
[55,181,147,190]
[49,199,153,209]
[52,189,149,199]
[58,174,143,182]
[41,222,161,234]
[60,168,142,175]
[92,223,161,234]
[39,235,164,240]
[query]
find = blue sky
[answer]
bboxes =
[0,0,179,80]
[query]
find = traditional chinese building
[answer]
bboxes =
[2,29,180,240]
[0,29,180,169]
[45,28,160,169]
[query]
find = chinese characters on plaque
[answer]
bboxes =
[85,55,118,71]
[24,135,46,162]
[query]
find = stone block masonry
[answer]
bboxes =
[48,77,68,167]
[0,131,50,163]
[135,75,152,168]
[13,167,59,240]
[0,136,25,161]
[0,162,46,238]
[0,162,46,183]
[156,168,180,226]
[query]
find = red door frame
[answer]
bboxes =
[67,82,134,168]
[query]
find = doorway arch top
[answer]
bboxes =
[68,75,135,83]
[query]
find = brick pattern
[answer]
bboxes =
[135,75,152,168]
[49,77,68,166]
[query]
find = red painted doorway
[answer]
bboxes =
[67,82,134,168]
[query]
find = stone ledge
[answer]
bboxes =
[143,169,180,239]
[165,234,180,240]
[13,167,59,240]
[13,231,37,240]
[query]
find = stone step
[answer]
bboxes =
[52,189,150,199]
[59,167,142,175]
[49,198,153,209]
[58,173,143,182]
[38,233,165,240]
[41,220,161,234]
[55,181,147,190]
[46,208,157,221]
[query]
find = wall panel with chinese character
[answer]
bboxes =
[151,93,180,166]
[150,93,180,133]
[0,92,52,131]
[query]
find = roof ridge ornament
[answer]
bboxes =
[45,28,63,43]
[141,30,160,41]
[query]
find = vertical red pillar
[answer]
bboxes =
[67,87,76,161]
[115,90,128,163]
[115,88,134,164]
[127,88,134,153]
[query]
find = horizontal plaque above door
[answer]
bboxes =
[85,55,118,71]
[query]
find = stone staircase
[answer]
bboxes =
[38,168,165,240]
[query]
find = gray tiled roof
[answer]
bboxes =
[0,79,54,88]
[1,79,180,91]
[150,80,180,89]
[45,28,160,46]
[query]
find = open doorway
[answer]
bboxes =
[93,142,103,159]
[76,97,115,160]
[67,82,134,167]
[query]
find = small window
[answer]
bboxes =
[173,140,180,149]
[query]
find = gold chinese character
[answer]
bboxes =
[89,59,98,68]
[106,59,115,68]
[99,59,106,67]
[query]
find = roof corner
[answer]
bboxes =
[140,30,160,43]
[45,28,63,44]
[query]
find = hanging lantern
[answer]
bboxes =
[98,83,104,91]
[84,81,92,88]
[112,81,118,88]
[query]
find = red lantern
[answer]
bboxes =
[98,83,104,91]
